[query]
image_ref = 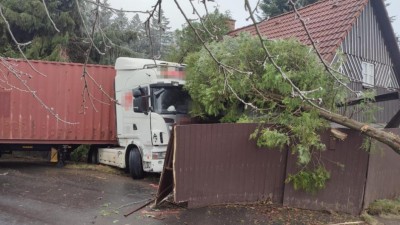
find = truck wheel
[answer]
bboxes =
[129,148,144,179]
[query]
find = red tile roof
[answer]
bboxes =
[229,0,368,62]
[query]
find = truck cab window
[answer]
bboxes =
[151,85,190,115]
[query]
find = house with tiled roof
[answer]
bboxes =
[229,0,400,126]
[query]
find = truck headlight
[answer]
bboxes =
[152,152,166,159]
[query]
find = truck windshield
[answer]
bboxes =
[151,85,190,115]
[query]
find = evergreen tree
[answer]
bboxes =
[91,9,138,65]
[128,14,147,58]
[136,10,174,60]
[150,10,173,59]
[0,0,84,61]
[166,9,231,63]
[259,0,318,18]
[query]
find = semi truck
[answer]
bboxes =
[0,57,190,179]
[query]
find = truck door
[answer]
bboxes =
[130,87,152,150]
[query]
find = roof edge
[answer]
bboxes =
[229,0,332,35]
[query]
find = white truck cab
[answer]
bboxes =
[95,57,190,179]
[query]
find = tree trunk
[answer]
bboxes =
[315,107,400,155]
[267,91,400,154]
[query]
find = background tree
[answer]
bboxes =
[93,9,174,62]
[128,14,148,58]
[90,9,138,65]
[166,9,231,63]
[259,0,318,18]
[0,0,84,61]
[146,10,174,59]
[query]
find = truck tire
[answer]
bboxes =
[129,148,144,179]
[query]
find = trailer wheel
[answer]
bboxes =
[88,147,98,164]
[129,148,144,179]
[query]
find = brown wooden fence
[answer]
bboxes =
[173,124,287,208]
[283,130,370,214]
[167,123,400,214]
[363,129,400,207]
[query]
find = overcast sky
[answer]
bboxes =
[108,0,399,35]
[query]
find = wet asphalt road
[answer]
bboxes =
[0,158,161,225]
[0,157,370,225]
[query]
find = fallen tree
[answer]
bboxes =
[184,34,400,192]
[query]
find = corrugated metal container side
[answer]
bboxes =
[0,59,117,145]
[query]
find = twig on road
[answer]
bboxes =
[123,199,154,217]
[116,198,153,210]
[327,221,365,225]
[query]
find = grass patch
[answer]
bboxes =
[367,198,400,216]
[361,211,380,225]
[65,163,124,175]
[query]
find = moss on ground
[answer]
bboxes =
[368,198,400,216]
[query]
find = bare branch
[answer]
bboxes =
[244,0,330,113]
[86,70,119,105]
[79,0,102,114]
[0,70,30,92]
[288,0,360,96]
[144,0,162,25]
[145,20,158,60]
[221,67,262,112]
[41,0,60,32]
[0,58,78,124]
[143,0,162,61]
[245,0,261,21]
[188,0,218,40]
[75,0,105,55]
[83,0,151,15]
[0,5,49,78]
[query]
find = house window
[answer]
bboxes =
[362,62,374,86]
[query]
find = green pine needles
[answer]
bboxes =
[286,166,331,193]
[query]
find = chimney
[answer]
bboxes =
[226,19,236,32]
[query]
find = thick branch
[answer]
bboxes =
[316,107,400,155]
[266,91,400,154]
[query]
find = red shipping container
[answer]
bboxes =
[0,59,117,145]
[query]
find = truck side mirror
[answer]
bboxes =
[133,90,141,98]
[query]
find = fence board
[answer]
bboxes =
[283,130,370,215]
[364,129,400,207]
[171,123,400,214]
[174,124,288,208]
